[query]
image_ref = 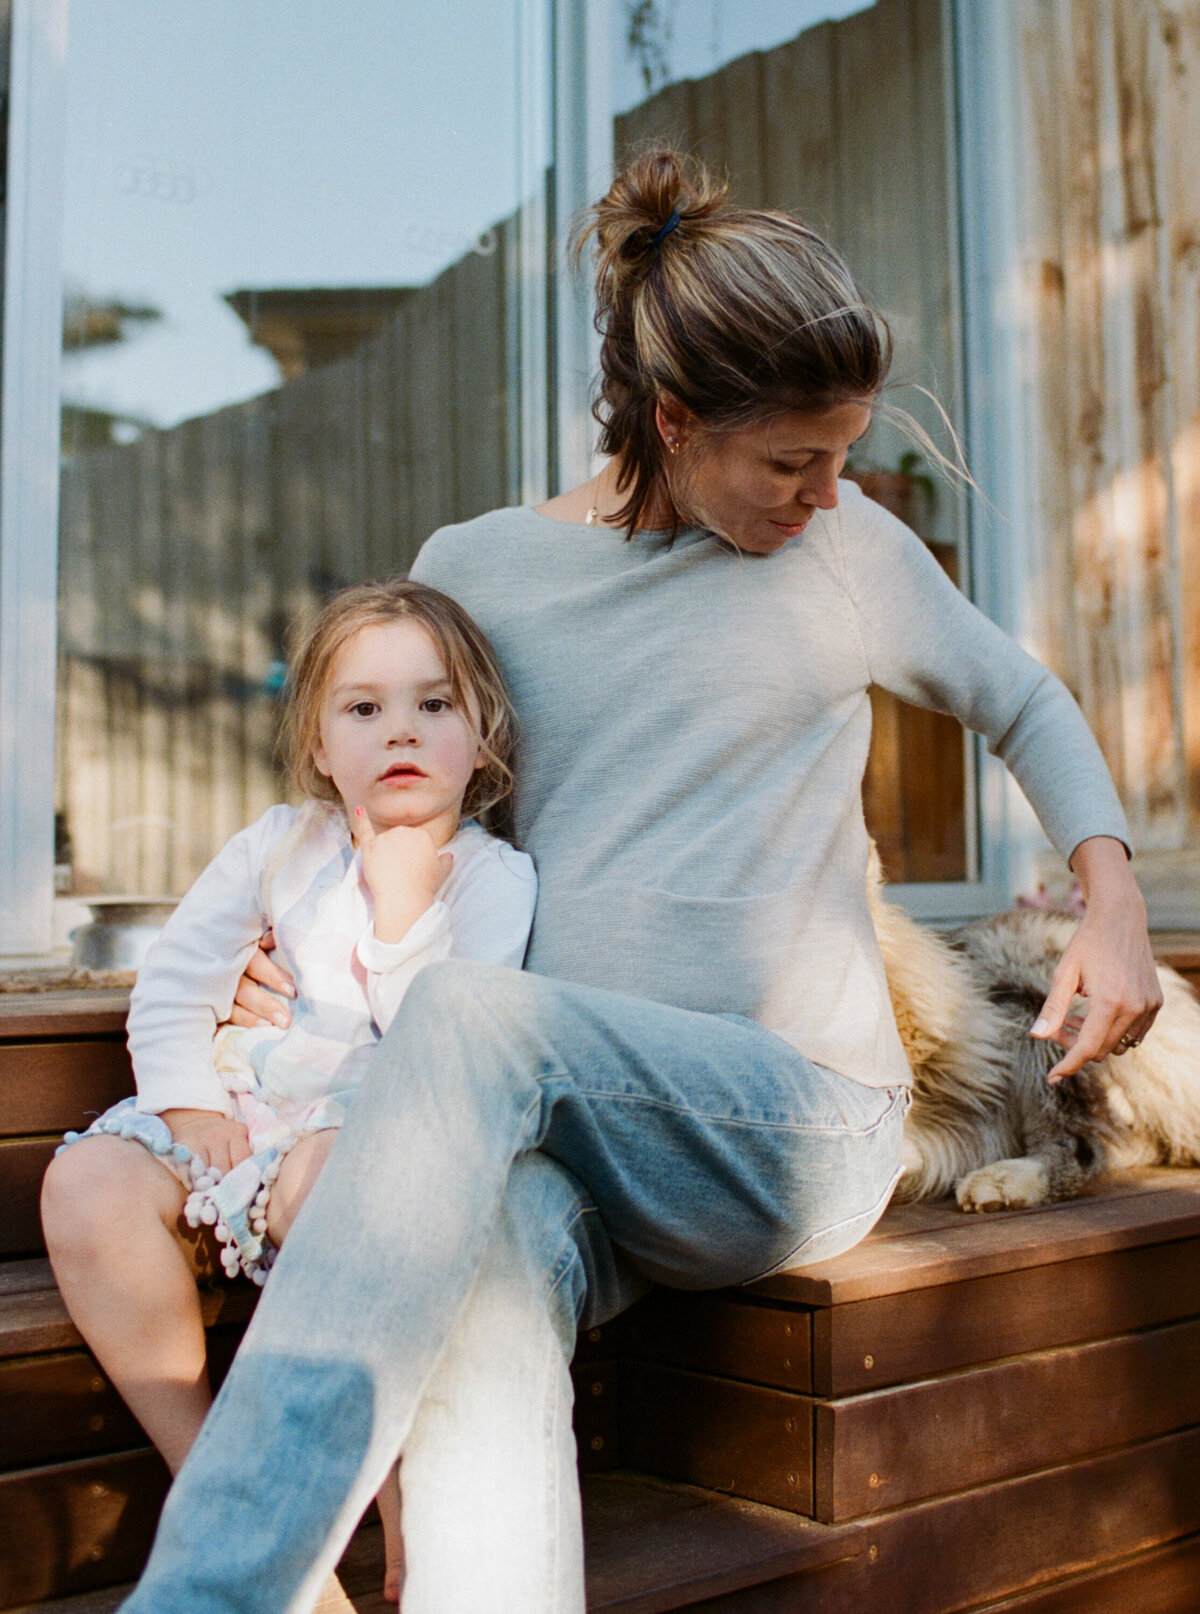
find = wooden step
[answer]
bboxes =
[0,991,134,1264]
[11,1483,1200,1613]
[618,1170,1200,1519]
[7,983,1200,1611]
[0,1261,618,1608]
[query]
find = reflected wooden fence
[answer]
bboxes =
[57,228,512,896]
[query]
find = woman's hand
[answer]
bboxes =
[1032,836,1163,1082]
[160,1108,252,1174]
[353,810,453,943]
[228,927,296,1030]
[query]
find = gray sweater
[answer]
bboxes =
[410,482,1129,1089]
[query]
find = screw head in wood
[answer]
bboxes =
[863,1353,875,1369]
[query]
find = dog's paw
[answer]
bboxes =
[955,1157,1051,1213]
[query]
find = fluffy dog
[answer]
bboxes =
[868,850,1200,1211]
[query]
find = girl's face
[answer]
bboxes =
[311,618,484,844]
[666,398,873,555]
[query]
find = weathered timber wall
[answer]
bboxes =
[1019,0,1200,851]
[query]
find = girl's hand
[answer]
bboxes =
[352,809,453,944]
[160,1108,252,1174]
[1032,836,1163,1082]
[228,928,296,1030]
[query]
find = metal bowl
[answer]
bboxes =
[70,896,179,971]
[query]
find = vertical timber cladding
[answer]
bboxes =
[1020,0,1200,848]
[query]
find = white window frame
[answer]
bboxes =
[943,0,1045,918]
[0,0,67,954]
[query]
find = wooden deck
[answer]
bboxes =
[5,981,1200,1611]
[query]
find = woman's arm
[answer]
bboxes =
[836,487,1162,1075]
[1032,835,1163,1080]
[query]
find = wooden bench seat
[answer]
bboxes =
[6,979,1200,1611]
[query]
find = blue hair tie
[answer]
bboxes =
[650,208,681,248]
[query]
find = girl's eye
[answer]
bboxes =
[349,701,378,718]
[421,697,450,713]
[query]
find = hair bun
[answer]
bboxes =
[573,147,728,304]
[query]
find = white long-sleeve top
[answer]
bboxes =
[128,803,537,1118]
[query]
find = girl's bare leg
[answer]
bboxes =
[269,1130,406,1602]
[41,1135,214,1475]
[374,1461,404,1603]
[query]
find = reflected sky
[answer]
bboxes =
[62,0,526,427]
[612,0,875,111]
[61,0,876,430]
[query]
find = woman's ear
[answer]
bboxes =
[654,393,693,452]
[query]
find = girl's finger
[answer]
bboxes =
[351,806,377,848]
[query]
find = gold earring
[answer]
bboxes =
[667,436,679,455]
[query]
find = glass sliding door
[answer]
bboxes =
[55,1,549,901]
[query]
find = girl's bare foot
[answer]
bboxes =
[375,1459,404,1603]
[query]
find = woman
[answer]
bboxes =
[120,150,1159,1614]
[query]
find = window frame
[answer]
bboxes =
[0,0,67,954]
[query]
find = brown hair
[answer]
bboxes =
[280,579,516,822]
[573,147,892,538]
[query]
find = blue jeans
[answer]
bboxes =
[121,960,906,1613]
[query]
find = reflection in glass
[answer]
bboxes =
[611,0,968,882]
[56,2,533,897]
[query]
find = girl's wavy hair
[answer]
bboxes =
[280,579,516,823]
[572,146,895,539]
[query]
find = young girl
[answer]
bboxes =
[41,579,536,1603]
